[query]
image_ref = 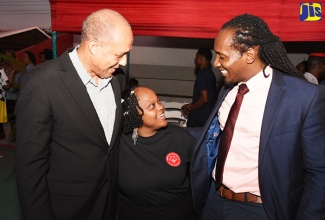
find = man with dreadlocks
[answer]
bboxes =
[191,14,325,220]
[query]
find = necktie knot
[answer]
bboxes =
[238,84,249,95]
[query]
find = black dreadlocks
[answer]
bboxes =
[121,86,144,134]
[222,14,304,78]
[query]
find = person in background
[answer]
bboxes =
[44,49,53,61]
[39,49,53,64]
[128,78,138,87]
[182,48,216,127]
[21,51,36,72]
[0,60,9,145]
[121,77,138,98]
[1,50,36,142]
[191,14,325,220]
[2,53,22,142]
[38,51,45,63]
[118,86,198,220]
[296,60,307,75]
[15,9,133,220]
[4,50,16,59]
[304,53,325,85]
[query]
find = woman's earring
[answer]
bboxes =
[132,128,138,145]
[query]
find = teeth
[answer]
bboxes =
[221,70,228,75]
[158,113,165,118]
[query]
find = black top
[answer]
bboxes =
[119,124,196,207]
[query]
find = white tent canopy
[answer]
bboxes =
[0,0,51,30]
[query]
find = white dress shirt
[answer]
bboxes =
[69,46,116,144]
[304,72,318,84]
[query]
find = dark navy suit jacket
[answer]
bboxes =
[191,69,325,220]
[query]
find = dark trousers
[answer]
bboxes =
[201,181,268,220]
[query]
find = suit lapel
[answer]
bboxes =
[108,77,122,151]
[191,85,232,212]
[58,50,108,146]
[259,70,286,163]
[194,85,232,163]
[197,86,231,147]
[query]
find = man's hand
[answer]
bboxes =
[181,103,191,116]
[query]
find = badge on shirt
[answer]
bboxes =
[166,152,181,167]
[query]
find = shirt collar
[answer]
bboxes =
[69,46,112,88]
[239,65,273,92]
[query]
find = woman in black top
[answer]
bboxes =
[118,86,198,220]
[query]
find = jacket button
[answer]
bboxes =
[103,178,108,183]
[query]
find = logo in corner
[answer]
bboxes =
[300,3,322,21]
[166,152,181,167]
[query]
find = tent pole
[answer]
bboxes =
[52,31,57,59]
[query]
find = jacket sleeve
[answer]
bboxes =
[297,85,325,219]
[15,72,56,220]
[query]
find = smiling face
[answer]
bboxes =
[89,25,133,79]
[79,9,134,80]
[135,87,167,137]
[214,28,265,84]
[213,29,248,84]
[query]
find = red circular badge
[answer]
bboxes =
[166,152,181,167]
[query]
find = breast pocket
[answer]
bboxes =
[269,124,300,137]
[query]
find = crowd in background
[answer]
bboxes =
[0,49,52,158]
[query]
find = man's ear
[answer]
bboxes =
[88,40,98,55]
[245,47,257,64]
